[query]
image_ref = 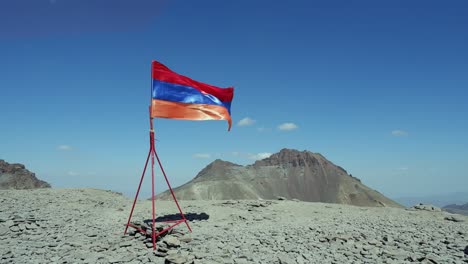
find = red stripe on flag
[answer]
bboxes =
[152,61,234,103]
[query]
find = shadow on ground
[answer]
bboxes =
[144,212,210,224]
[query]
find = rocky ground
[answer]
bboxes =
[0,188,467,264]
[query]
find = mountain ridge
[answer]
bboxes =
[156,149,401,207]
[0,160,51,190]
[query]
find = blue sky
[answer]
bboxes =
[1,0,467,199]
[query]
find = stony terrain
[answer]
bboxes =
[0,160,50,190]
[157,149,401,208]
[1,188,467,264]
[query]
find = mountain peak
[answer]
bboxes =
[253,148,321,167]
[193,159,241,181]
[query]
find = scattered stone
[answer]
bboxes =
[155,251,168,257]
[1,188,467,264]
[277,196,287,201]
[0,225,9,235]
[277,253,295,264]
[165,254,188,264]
[179,235,192,243]
[163,235,181,247]
[119,240,133,247]
[146,242,155,248]
[412,204,442,212]
[444,215,464,222]
[5,220,14,227]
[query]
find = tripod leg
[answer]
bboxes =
[154,151,192,232]
[124,149,151,235]
[151,148,157,250]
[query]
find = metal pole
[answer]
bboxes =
[124,149,151,235]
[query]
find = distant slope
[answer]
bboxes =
[443,203,468,216]
[394,192,468,207]
[0,160,51,189]
[156,149,401,208]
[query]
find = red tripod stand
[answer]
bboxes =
[124,107,191,250]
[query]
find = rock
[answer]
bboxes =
[382,235,392,243]
[164,236,181,248]
[0,225,9,235]
[167,249,179,255]
[146,242,155,248]
[179,235,192,243]
[25,223,37,230]
[277,196,287,201]
[165,254,188,264]
[464,245,468,255]
[412,204,442,212]
[119,240,133,247]
[277,253,295,264]
[155,251,168,257]
[444,215,464,222]
[5,220,14,227]
[234,258,249,264]
[158,245,169,253]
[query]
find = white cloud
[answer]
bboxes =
[67,171,79,176]
[278,123,298,131]
[237,117,256,126]
[248,152,272,160]
[391,130,409,137]
[57,145,72,151]
[193,153,211,159]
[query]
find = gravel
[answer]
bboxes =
[1,188,467,264]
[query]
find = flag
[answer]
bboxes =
[151,61,234,131]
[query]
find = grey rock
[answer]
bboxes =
[146,242,155,248]
[0,225,9,236]
[179,235,192,243]
[167,249,179,255]
[155,251,168,257]
[194,252,207,259]
[5,220,14,227]
[164,236,181,248]
[464,245,468,255]
[119,240,133,247]
[158,245,169,253]
[412,204,442,212]
[233,259,249,264]
[277,253,295,264]
[444,215,464,222]
[165,254,189,264]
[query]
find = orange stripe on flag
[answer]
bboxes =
[151,99,232,131]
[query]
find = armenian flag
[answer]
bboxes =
[151,61,234,131]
